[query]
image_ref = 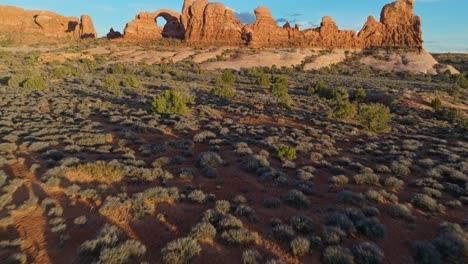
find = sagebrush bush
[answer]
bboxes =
[221,229,259,245]
[352,242,384,264]
[190,222,217,241]
[358,103,391,132]
[282,189,310,209]
[322,246,355,264]
[161,237,201,264]
[291,237,310,257]
[242,249,262,264]
[152,90,189,115]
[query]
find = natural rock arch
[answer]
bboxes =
[123,9,185,40]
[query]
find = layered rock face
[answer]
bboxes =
[0,6,97,41]
[122,0,423,49]
[183,0,244,45]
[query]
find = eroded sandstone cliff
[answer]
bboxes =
[0,6,97,41]
[123,0,423,49]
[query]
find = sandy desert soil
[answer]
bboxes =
[0,41,467,264]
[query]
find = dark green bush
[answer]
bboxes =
[255,74,270,87]
[330,87,356,119]
[152,90,189,115]
[276,144,297,161]
[270,76,292,108]
[121,76,140,88]
[431,97,442,111]
[103,76,118,90]
[22,76,48,90]
[357,103,391,132]
[354,88,367,103]
[211,85,236,99]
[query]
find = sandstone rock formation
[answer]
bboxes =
[183,0,244,45]
[106,28,123,39]
[0,6,97,41]
[124,9,185,40]
[122,0,423,49]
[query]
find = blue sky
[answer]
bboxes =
[1,0,466,53]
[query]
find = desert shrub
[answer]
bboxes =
[161,237,201,264]
[103,76,118,90]
[352,242,384,264]
[242,249,262,264]
[234,142,253,156]
[322,226,347,244]
[219,215,244,230]
[324,213,356,235]
[276,144,297,161]
[50,67,71,78]
[336,190,366,207]
[75,161,123,184]
[411,193,445,213]
[291,237,310,257]
[121,76,140,88]
[388,203,413,220]
[22,76,48,90]
[356,218,387,240]
[187,190,207,204]
[329,175,349,185]
[431,97,442,111]
[152,90,189,116]
[221,229,259,245]
[290,215,314,235]
[354,88,367,103]
[98,240,147,264]
[109,63,125,74]
[197,151,224,168]
[6,74,25,87]
[256,74,270,87]
[219,69,236,85]
[263,197,281,209]
[74,216,87,226]
[273,225,296,242]
[215,200,231,213]
[211,85,236,99]
[282,189,310,209]
[390,162,410,177]
[80,224,146,263]
[322,246,355,264]
[422,187,442,198]
[354,173,380,186]
[270,76,292,108]
[329,87,356,119]
[413,241,442,264]
[241,154,270,172]
[383,176,404,192]
[431,222,467,263]
[308,80,329,96]
[190,222,217,241]
[358,103,391,132]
